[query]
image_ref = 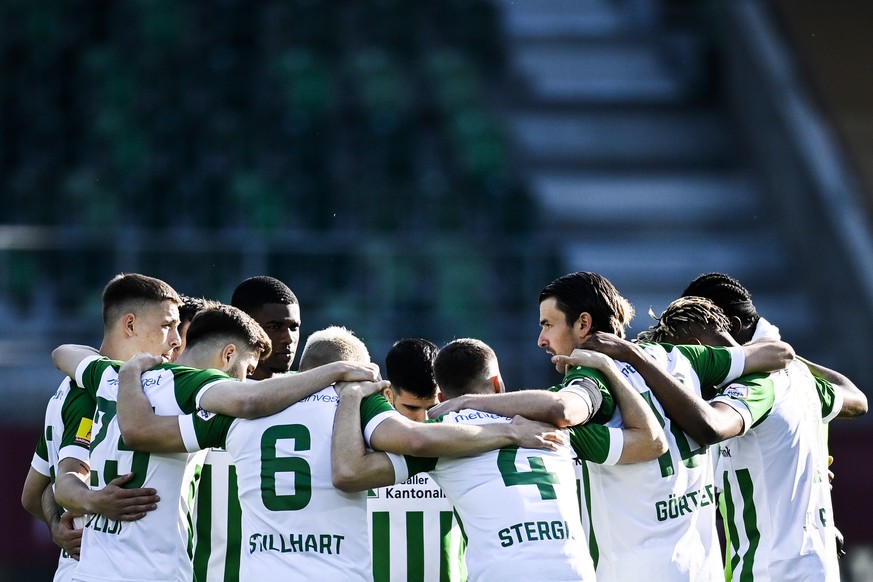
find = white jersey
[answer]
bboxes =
[368,473,466,582]
[31,377,94,582]
[71,356,228,582]
[581,343,745,582]
[714,361,842,581]
[405,409,595,582]
[180,387,403,581]
[191,448,242,582]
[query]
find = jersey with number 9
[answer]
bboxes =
[73,356,231,582]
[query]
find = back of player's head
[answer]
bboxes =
[102,273,181,326]
[231,276,298,315]
[179,295,214,325]
[681,272,759,328]
[185,304,272,360]
[298,326,370,371]
[433,338,497,400]
[637,296,731,344]
[385,338,439,400]
[540,272,635,338]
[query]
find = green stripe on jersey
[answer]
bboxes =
[722,469,762,580]
[372,512,390,582]
[736,469,761,580]
[193,464,213,578]
[193,462,242,582]
[640,392,674,478]
[580,462,598,568]
[406,511,425,581]
[722,472,741,576]
[226,466,242,581]
[439,510,463,582]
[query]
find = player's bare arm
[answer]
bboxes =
[199,360,381,418]
[371,406,562,459]
[427,389,592,428]
[584,332,746,445]
[53,456,159,521]
[51,344,100,378]
[331,381,397,492]
[332,382,563,493]
[117,353,187,452]
[797,355,868,418]
[741,340,794,374]
[553,349,668,463]
[21,467,51,523]
[21,468,83,559]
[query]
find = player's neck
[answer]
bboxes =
[99,337,133,361]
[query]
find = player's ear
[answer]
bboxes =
[575,312,593,340]
[222,343,236,364]
[728,316,744,337]
[122,313,136,337]
[437,391,447,403]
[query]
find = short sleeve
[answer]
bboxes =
[815,376,843,424]
[164,364,232,414]
[568,424,624,465]
[671,344,744,388]
[403,454,439,478]
[559,366,615,424]
[179,410,235,452]
[58,386,96,464]
[361,393,402,446]
[76,355,115,398]
[710,373,775,435]
[31,432,50,477]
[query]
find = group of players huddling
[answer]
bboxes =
[21,270,867,581]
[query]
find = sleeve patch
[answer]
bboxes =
[73,417,93,447]
[722,384,749,400]
[196,409,216,422]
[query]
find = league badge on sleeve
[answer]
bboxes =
[74,417,93,447]
[723,383,749,400]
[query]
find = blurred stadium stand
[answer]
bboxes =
[1,0,871,579]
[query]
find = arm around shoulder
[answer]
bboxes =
[52,344,100,379]
[799,355,868,419]
[331,382,398,492]
[741,340,794,374]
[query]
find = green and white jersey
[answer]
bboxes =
[71,355,230,582]
[31,376,95,582]
[714,360,842,581]
[579,343,745,582]
[179,387,402,581]
[549,364,616,425]
[191,448,242,582]
[368,472,467,582]
[405,409,597,582]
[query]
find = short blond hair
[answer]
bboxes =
[299,326,370,371]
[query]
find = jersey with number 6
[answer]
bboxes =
[72,356,232,582]
[31,376,95,582]
[404,409,608,582]
[579,343,745,582]
[180,387,403,581]
[714,361,842,581]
